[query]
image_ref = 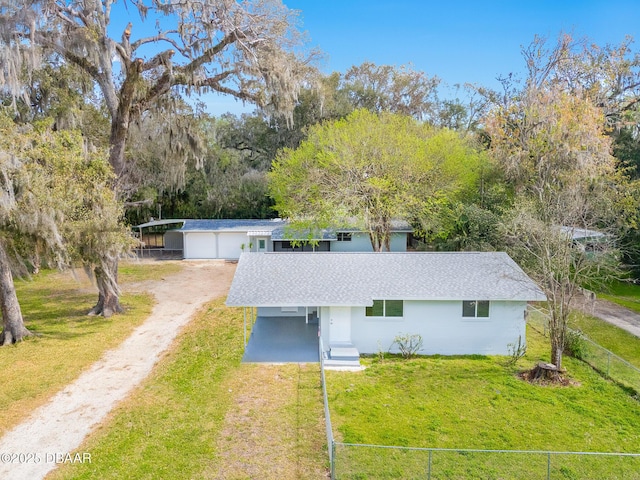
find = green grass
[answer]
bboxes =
[569,311,640,369]
[597,279,640,313]
[51,300,327,480]
[0,261,179,436]
[117,260,182,283]
[6,260,640,479]
[326,326,640,479]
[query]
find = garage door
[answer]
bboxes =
[218,232,249,259]
[184,232,217,259]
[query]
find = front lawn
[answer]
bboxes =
[50,300,328,480]
[326,325,640,479]
[569,310,640,369]
[0,262,178,436]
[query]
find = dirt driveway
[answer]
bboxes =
[0,260,236,480]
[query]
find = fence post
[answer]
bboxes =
[547,452,551,480]
[331,441,336,479]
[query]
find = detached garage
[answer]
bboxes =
[180,219,286,260]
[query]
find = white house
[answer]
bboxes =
[225,252,546,364]
[134,219,412,259]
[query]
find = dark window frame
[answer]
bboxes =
[462,300,490,318]
[366,299,404,317]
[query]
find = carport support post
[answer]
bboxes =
[243,308,247,346]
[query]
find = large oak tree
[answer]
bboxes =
[0,0,317,315]
[0,113,129,343]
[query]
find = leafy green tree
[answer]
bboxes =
[269,109,484,250]
[0,0,317,315]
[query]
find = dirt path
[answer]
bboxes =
[0,260,236,480]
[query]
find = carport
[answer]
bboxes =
[242,316,319,363]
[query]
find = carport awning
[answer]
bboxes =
[246,230,274,236]
[134,219,186,229]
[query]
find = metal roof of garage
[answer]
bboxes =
[178,219,287,232]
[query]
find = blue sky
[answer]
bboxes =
[211,0,640,115]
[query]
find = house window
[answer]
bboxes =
[258,239,266,249]
[337,232,352,242]
[366,300,403,317]
[462,300,490,318]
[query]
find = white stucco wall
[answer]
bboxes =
[320,301,527,356]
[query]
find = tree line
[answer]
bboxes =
[0,1,638,371]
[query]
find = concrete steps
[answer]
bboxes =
[323,344,361,369]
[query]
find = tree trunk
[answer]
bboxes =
[108,59,142,179]
[528,362,563,382]
[0,241,31,345]
[88,257,123,318]
[551,344,564,370]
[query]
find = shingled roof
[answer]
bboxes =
[226,252,546,307]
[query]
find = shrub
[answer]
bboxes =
[391,333,423,359]
[564,329,588,360]
[506,335,527,366]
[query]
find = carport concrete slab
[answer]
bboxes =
[243,316,320,363]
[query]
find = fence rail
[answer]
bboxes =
[331,443,640,480]
[528,307,640,395]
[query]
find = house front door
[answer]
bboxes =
[329,306,351,344]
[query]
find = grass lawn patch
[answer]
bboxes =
[51,300,328,480]
[326,326,640,479]
[569,311,640,369]
[0,261,172,436]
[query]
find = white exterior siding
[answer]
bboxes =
[184,231,251,259]
[183,232,217,259]
[320,300,527,356]
[218,232,250,259]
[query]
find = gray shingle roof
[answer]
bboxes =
[225,252,546,307]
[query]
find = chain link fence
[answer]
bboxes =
[320,308,640,479]
[330,443,640,479]
[528,307,640,395]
